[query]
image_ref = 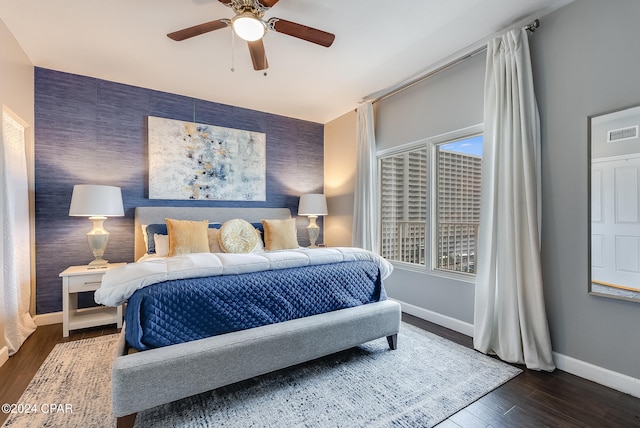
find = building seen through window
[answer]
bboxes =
[379,134,482,275]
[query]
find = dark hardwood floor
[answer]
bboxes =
[404,314,640,428]
[1,315,639,427]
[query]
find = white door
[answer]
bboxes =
[592,154,640,290]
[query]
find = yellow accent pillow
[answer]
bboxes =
[166,218,210,256]
[207,228,223,253]
[261,218,298,251]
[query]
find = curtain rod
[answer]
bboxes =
[363,19,540,105]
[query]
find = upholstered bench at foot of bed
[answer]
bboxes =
[112,299,402,428]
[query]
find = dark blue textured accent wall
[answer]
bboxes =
[34,67,324,314]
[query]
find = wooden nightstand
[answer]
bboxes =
[59,263,126,337]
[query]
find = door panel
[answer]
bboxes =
[591,156,640,290]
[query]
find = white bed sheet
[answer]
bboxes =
[96,247,393,307]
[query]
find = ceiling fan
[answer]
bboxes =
[167,0,335,71]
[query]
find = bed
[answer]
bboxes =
[105,207,402,428]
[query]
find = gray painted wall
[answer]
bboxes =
[591,106,640,159]
[533,0,640,379]
[374,0,640,380]
[376,52,485,153]
[375,52,485,325]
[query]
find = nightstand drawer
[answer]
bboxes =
[67,273,105,293]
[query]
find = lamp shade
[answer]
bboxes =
[69,185,124,217]
[298,194,328,216]
[232,12,266,41]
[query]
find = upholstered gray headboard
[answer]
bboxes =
[134,207,291,261]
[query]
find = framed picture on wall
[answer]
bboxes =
[148,116,266,201]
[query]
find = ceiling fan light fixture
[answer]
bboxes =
[232,12,266,41]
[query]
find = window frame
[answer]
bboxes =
[377,124,483,280]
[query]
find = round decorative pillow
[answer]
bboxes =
[218,219,260,253]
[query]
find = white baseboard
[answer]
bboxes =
[0,346,8,368]
[34,311,62,326]
[392,298,474,337]
[393,298,640,399]
[553,351,640,399]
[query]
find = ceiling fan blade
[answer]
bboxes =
[257,0,280,7]
[268,18,335,47]
[248,39,269,70]
[218,0,232,5]
[167,19,229,41]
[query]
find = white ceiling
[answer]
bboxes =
[1,0,569,123]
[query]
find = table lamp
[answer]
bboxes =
[69,184,124,268]
[298,194,328,248]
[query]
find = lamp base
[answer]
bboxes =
[87,216,110,268]
[306,216,320,248]
[88,258,109,269]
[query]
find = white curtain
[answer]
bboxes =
[352,102,378,252]
[473,29,555,371]
[2,111,36,356]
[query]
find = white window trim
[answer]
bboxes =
[377,124,483,158]
[377,123,483,279]
[389,259,477,284]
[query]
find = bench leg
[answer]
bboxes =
[117,413,137,428]
[386,334,398,350]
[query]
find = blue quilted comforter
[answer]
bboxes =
[125,260,386,350]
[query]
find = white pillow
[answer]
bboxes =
[154,233,170,257]
[141,224,149,251]
[253,231,265,252]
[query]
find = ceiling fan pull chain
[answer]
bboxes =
[263,45,267,76]
[230,28,236,72]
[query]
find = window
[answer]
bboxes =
[435,136,483,273]
[379,132,483,275]
[380,147,427,264]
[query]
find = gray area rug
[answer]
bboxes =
[3,323,521,428]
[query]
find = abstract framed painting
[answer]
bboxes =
[148,116,266,201]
